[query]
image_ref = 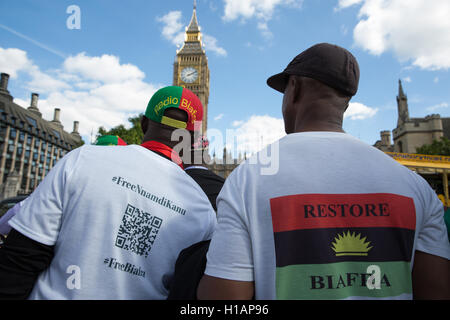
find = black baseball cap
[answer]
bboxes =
[267,43,360,96]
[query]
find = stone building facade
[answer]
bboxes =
[0,73,82,199]
[374,80,450,153]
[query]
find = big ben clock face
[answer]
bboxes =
[181,67,198,83]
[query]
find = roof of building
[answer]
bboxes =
[0,93,81,149]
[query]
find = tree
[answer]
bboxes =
[416,137,450,156]
[96,114,144,145]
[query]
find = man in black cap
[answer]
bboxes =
[198,43,450,300]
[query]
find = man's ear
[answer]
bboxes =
[141,116,149,135]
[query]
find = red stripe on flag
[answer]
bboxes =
[270,193,416,233]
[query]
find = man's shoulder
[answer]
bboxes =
[78,144,170,165]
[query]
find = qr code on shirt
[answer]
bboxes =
[115,204,163,258]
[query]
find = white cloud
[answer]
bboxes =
[228,115,285,155]
[214,113,224,121]
[434,77,439,84]
[202,34,227,56]
[232,120,244,127]
[0,47,32,78]
[63,53,145,83]
[338,0,450,70]
[335,0,363,11]
[403,77,412,83]
[156,11,185,47]
[26,66,71,93]
[222,0,303,38]
[344,102,378,120]
[223,0,303,21]
[256,21,273,39]
[2,47,159,143]
[426,102,449,112]
[0,47,70,93]
[157,11,227,56]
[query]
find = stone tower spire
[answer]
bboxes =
[187,0,200,33]
[186,0,201,42]
[398,79,406,98]
[397,79,409,126]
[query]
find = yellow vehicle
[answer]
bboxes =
[385,152,450,207]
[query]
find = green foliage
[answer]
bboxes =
[96,114,144,145]
[416,137,450,156]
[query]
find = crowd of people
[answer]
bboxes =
[0,43,449,300]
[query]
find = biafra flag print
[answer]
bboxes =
[270,193,416,299]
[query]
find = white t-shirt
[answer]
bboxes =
[9,144,217,299]
[205,132,450,300]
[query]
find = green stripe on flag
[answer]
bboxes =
[276,261,412,300]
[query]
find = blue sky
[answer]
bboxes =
[1,0,449,156]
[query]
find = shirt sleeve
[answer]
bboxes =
[204,171,254,282]
[0,202,21,235]
[8,148,82,246]
[415,178,450,260]
[204,206,218,241]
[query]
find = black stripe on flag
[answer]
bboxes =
[274,227,415,267]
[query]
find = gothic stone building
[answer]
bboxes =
[0,73,82,199]
[374,80,450,154]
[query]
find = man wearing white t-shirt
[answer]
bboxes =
[198,43,450,300]
[0,86,216,299]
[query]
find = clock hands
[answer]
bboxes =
[182,68,198,83]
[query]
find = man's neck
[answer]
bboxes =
[292,114,345,133]
[142,137,177,149]
[140,140,183,169]
[290,99,346,134]
[294,125,345,133]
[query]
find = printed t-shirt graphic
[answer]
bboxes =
[270,193,416,299]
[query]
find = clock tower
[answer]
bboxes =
[173,1,210,134]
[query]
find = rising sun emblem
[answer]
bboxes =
[331,231,373,257]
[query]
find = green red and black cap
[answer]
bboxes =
[145,86,203,132]
[95,135,127,146]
